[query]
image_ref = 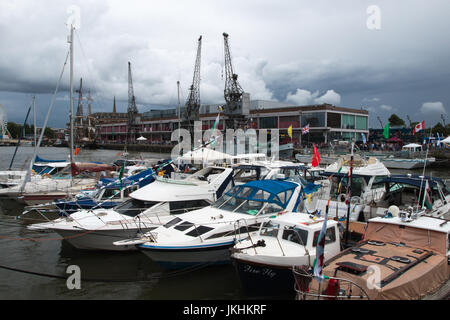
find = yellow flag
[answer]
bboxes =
[288,125,292,138]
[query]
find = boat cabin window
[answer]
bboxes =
[102,188,122,200]
[115,199,159,217]
[32,165,54,175]
[279,168,300,179]
[312,227,336,246]
[169,200,210,215]
[260,221,280,237]
[123,185,138,197]
[185,225,214,237]
[282,226,308,246]
[330,176,365,198]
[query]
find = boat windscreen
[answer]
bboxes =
[212,185,290,215]
[114,199,158,217]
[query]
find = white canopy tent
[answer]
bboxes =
[402,143,422,152]
[179,147,233,164]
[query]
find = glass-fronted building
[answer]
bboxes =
[95,102,369,147]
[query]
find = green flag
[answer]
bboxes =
[119,162,125,183]
[383,123,389,139]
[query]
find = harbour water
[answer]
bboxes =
[0,146,448,300]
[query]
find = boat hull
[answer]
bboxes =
[231,257,297,298]
[51,227,157,251]
[138,241,236,269]
[381,158,435,170]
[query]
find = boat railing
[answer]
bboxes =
[292,266,370,300]
[233,218,258,251]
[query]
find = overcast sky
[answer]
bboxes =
[0,0,448,129]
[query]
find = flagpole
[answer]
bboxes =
[417,127,432,211]
[344,152,354,247]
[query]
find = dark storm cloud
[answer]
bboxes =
[0,0,449,128]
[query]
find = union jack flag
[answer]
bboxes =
[302,124,310,135]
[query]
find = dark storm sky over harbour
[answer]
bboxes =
[0,0,448,129]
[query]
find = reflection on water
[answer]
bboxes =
[0,146,448,299]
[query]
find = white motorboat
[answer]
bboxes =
[365,174,450,219]
[312,154,391,222]
[28,166,234,251]
[0,162,116,205]
[379,144,436,169]
[0,160,69,190]
[231,211,341,297]
[115,179,309,269]
[381,156,435,170]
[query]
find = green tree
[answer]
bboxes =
[43,127,55,139]
[6,122,20,138]
[432,122,446,136]
[388,114,405,126]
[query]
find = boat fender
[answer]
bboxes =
[324,278,340,300]
[338,193,346,203]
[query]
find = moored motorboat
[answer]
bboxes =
[231,211,341,298]
[115,179,313,268]
[27,166,234,251]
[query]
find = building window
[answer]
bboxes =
[279,116,300,128]
[342,132,355,141]
[355,116,368,130]
[301,112,325,127]
[341,114,355,129]
[327,112,341,128]
[259,117,278,128]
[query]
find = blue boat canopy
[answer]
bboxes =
[97,168,154,189]
[226,180,299,208]
[372,174,446,189]
[35,155,67,163]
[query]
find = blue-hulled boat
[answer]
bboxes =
[54,168,154,215]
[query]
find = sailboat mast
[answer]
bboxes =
[69,25,75,167]
[33,96,36,151]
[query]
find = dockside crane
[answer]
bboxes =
[223,32,248,130]
[183,36,202,135]
[127,61,139,144]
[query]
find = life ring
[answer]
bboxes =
[338,193,347,202]
[41,173,51,179]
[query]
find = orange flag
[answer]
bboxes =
[312,144,321,167]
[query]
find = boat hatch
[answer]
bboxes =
[173,221,194,231]
[336,261,368,275]
[163,217,182,228]
[185,225,214,237]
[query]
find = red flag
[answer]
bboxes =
[312,144,321,167]
[413,121,425,134]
